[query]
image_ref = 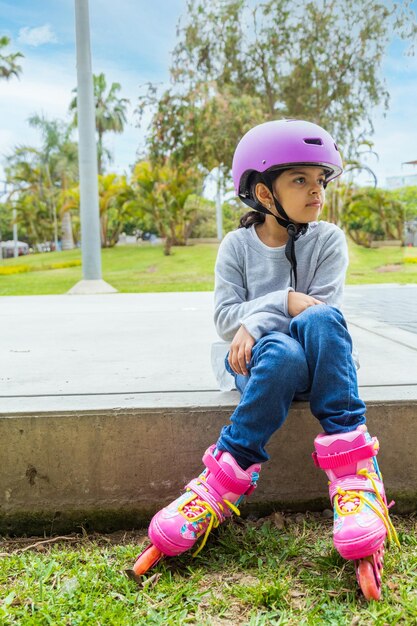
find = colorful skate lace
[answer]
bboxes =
[313,427,401,561]
[335,468,400,548]
[179,468,259,556]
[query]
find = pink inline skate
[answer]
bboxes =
[128,445,260,580]
[312,425,399,600]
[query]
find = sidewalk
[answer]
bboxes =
[1,285,417,412]
[1,285,416,533]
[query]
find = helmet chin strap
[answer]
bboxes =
[262,172,308,291]
[241,173,308,290]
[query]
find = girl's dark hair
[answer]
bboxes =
[239,211,265,229]
[238,169,283,229]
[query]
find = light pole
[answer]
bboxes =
[13,208,18,258]
[68,0,116,294]
[215,167,223,241]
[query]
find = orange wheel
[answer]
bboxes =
[133,544,164,576]
[357,559,382,601]
[125,544,164,582]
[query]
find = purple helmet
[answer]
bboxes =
[232,119,343,199]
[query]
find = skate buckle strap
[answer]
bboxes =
[312,438,379,470]
[203,451,253,495]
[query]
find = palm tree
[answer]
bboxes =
[0,36,23,80]
[28,114,79,249]
[97,173,137,247]
[54,140,79,249]
[5,147,53,245]
[4,115,79,250]
[132,160,204,255]
[60,174,138,248]
[69,72,129,174]
[58,186,80,249]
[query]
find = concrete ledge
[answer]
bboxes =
[1,394,417,535]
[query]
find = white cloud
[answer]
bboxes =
[2,1,416,191]
[17,24,58,47]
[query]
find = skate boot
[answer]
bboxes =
[128,445,260,580]
[312,425,399,600]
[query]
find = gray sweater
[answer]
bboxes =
[211,221,354,390]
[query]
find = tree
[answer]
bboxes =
[138,0,417,211]
[341,187,405,247]
[132,160,205,255]
[56,174,139,248]
[28,114,79,249]
[137,82,266,226]
[391,186,417,221]
[70,72,129,174]
[319,143,379,227]
[0,202,13,241]
[97,173,138,247]
[142,81,264,168]
[0,36,23,80]
[5,116,79,249]
[4,148,54,245]
[58,186,80,250]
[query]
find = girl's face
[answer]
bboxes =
[272,166,327,224]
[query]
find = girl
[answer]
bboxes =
[130,120,398,600]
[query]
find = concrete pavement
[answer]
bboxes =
[1,285,417,411]
[343,284,417,335]
[1,285,417,533]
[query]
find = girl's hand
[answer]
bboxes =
[288,291,324,317]
[228,325,255,376]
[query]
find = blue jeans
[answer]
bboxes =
[216,306,366,470]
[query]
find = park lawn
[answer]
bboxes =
[0,244,218,296]
[0,514,414,625]
[346,243,417,285]
[0,240,415,296]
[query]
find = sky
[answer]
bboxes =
[1,0,417,190]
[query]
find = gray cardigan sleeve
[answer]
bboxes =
[306,227,348,308]
[214,225,348,343]
[214,234,293,342]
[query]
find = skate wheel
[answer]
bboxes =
[357,558,381,601]
[126,544,164,582]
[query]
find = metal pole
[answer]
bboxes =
[74,0,102,280]
[216,167,223,241]
[13,208,18,258]
[53,204,59,251]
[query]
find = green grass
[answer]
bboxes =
[1,514,415,625]
[0,244,218,296]
[0,241,415,296]
[346,244,417,285]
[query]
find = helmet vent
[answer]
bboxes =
[304,138,323,146]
